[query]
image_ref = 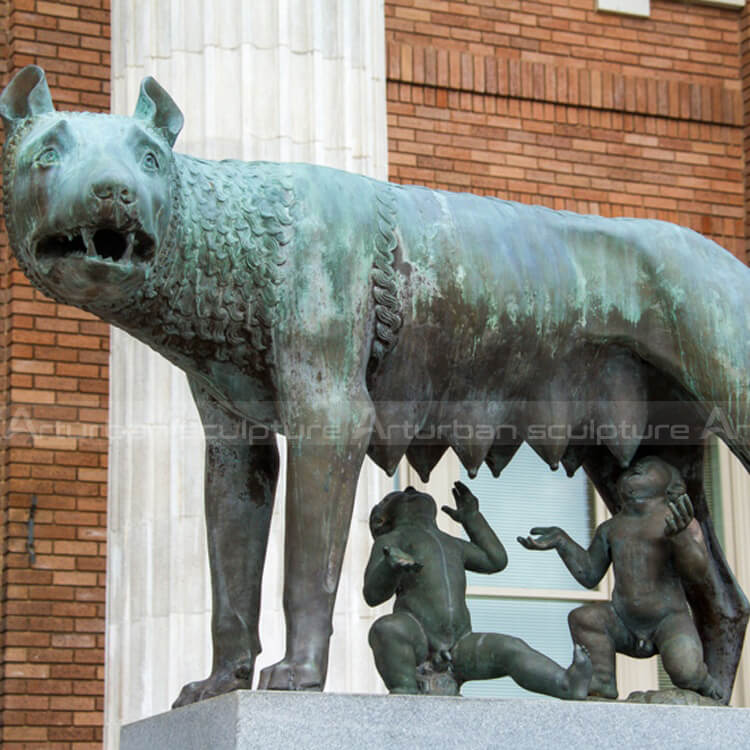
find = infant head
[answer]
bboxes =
[617,456,686,505]
[369,486,438,538]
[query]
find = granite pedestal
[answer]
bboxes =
[120,690,750,750]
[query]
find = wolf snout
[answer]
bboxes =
[90,174,135,205]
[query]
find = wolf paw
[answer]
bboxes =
[258,658,324,691]
[172,662,253,708]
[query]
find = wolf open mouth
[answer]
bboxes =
[36,227,155,265]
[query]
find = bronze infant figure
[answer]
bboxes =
[365,482,592,699]
[520,456,723,701]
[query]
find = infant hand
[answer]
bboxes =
[442,481,479,524]
[518,526,564,550]
[383,545,423,573]
[665,493,695,537]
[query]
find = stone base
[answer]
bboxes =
[120,690,750,750]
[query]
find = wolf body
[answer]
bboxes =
[1,66,748,703]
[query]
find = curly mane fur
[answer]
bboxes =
[132,156,401,380]
[132,155,296,374]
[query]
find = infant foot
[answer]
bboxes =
[697,673,726,703]
[565,643,593,700]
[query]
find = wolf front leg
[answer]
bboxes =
[258,387,375,691]
[173,380,279,708]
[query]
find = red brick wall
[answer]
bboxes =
[386,0,740,85]
[0,2,111,749]
[385,0,745,261]
[0,0,11,737]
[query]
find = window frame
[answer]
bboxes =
[597,0,744,18]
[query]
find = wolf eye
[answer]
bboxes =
[35,146,59,167]
[142,152,159,171]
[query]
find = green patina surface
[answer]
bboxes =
[2,65,749,705]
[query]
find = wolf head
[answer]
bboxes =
[1,66,184,316]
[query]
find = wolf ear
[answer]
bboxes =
[0,66,55,135]
[134,77,184,148]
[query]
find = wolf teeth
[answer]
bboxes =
[81,228,95,257]
[123,232,135,262]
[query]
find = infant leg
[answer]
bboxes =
[451,633,591,699]
[568,602,631,699]
[655,613,724,701]
[368,612,429,694]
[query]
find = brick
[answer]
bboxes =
[80,8,108,23]
[55,363,100,377]
[49,726,96,741]
[5,663,51,679]
[13,328,57,345]
[31,464,77,480]
[4,727,48,741]
[77,467,107,482]
[24,679,74,697]
[73,681,105,696]
[50,696,96,710]
[80,34,109,52]
[11,39,58,57]
[73,711,104,726]
[76,557,106,572]
[32,435,78,451]
[12,360,56,375]
[10,372,33,387]
[33,345,80,361]
[53,571,99,587]
[51,664,99,680]
[5,631,52,647]
[4,695,51,711]
[55,334,101,350]
[35,317,80,333]
[33,553,77,569]
[73,648,105,664]
[34,375,80,391]
[56,450,101,467]
[4,647,30,662]
[9,10,58,29]
[10,387,56,404]
[51,603,97,618]
[37,1,80,18]
[78,350,109,364]
[57,18,101,36]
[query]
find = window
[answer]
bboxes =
[597,0,650,16]
[597,0,743,18]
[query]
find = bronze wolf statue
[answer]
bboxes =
[1,66,748,704]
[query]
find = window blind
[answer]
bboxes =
[460,443,594,591]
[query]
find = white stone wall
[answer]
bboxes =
[106,2,389,747]
[718,444,750,707]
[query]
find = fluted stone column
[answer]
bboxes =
[105,2,389,746]
[717,443,750,706]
